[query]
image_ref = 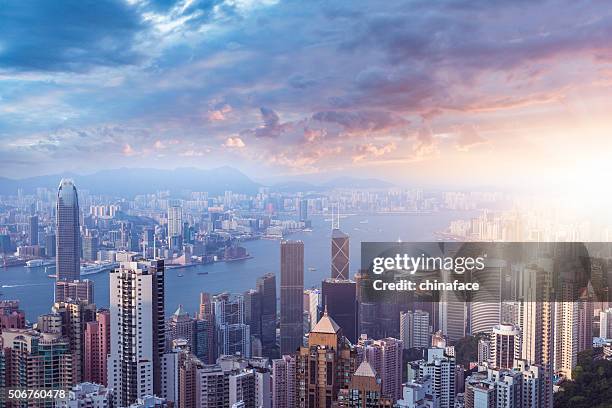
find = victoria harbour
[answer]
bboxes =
[1,212,469,321]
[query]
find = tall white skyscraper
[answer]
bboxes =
[303,289,321,330]
[519,260,554,408]
[489,323,521,369]
[167,204,182,238]
[107,260,165,407]
[600,308,612,339]
[470,259,505,335]
[400,310,431,349]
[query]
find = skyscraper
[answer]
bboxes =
[600,308,612,338]
[322,278,358,343]
[196,292,217,364]
[489,323,521,369]
[82,234,99,261]
[28,214,39,245]
[52,299,97,383]
[519,260,554,408]
[167,204,182,244]
[355,335,404,402]
[56,179,81,298]
[298,198,308,222]
[400,310,431,349]
[410,347,456,408]
[1,329,74,395]
[272,355,296,408]
[107,259,165,407]
[84,309,111,386]
[470,260,504,335]
[167,304,196,349]
[213,292,251,358]
[303,288,321,330]
[280,240,304,355]
[336,360,394,407]
[257,273,277,356]
[331,228,349,280]
[244,288,263,341]
[296,310,358,407]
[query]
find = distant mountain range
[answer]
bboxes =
[0,167,394,197]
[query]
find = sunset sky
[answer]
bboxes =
[1,0,612,189]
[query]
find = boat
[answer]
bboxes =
[197,272,209,275]
[308,267,317,272]
[177,273,184,277]
[26,259,53,267]
[80,262,118,276]
[48,274,57,278]
[359,219,369,224]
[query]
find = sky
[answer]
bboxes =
[1,0,612,190]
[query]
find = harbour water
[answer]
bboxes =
[0,212,474,321]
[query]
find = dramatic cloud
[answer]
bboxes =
[1,0,612,183]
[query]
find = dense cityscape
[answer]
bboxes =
[0,176,610,407]
[3,0,612,407]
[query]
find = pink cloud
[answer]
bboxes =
[352,142,396,162]
[208,104,232,122]
[223,136,246,148]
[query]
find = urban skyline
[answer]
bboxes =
[1,176,610,407]
[2,1,612,407]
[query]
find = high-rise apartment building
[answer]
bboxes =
[107,259,165,407]
[167,204,182,240]
[400,310,431,349]
[84,309,111,386]
[600,308,612,339]
[52,299,97,384]
[1,329,74,400]
[355,335,404,402]
[272,355,296,408]
[280,240,304,355]
[409,347,456,408]
[519,260,554,408]
[489,323,521,370]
